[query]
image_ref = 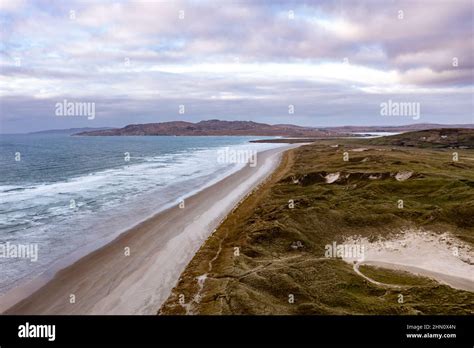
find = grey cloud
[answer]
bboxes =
[1,0,472,133]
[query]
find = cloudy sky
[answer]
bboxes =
[0,0,473,133]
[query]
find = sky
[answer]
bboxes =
[0,0,473,133]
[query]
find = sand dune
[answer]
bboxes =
[343,230,474,292]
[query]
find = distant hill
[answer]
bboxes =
[30,127,115,135]
[74,121,474,137]
[323,123,473,133]
[367,128,474,149]
[75,120,339,137]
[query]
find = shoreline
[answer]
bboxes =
[160,143,300,314]
[1,144,300,314]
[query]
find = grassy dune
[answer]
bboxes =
[160,130,474,315]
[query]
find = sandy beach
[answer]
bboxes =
[1,144,298,314]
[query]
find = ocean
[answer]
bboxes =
[0,134,283,294]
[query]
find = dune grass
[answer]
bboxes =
[160,136,474,315]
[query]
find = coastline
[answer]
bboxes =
[1,144,299,314]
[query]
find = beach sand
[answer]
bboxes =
[1,145,298,314]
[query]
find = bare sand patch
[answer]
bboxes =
[325,172,340,184]
[351,147,369,152]
[342,230,474,291]
[395,171,413,181]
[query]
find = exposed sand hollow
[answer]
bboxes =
[342,230,474,292]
